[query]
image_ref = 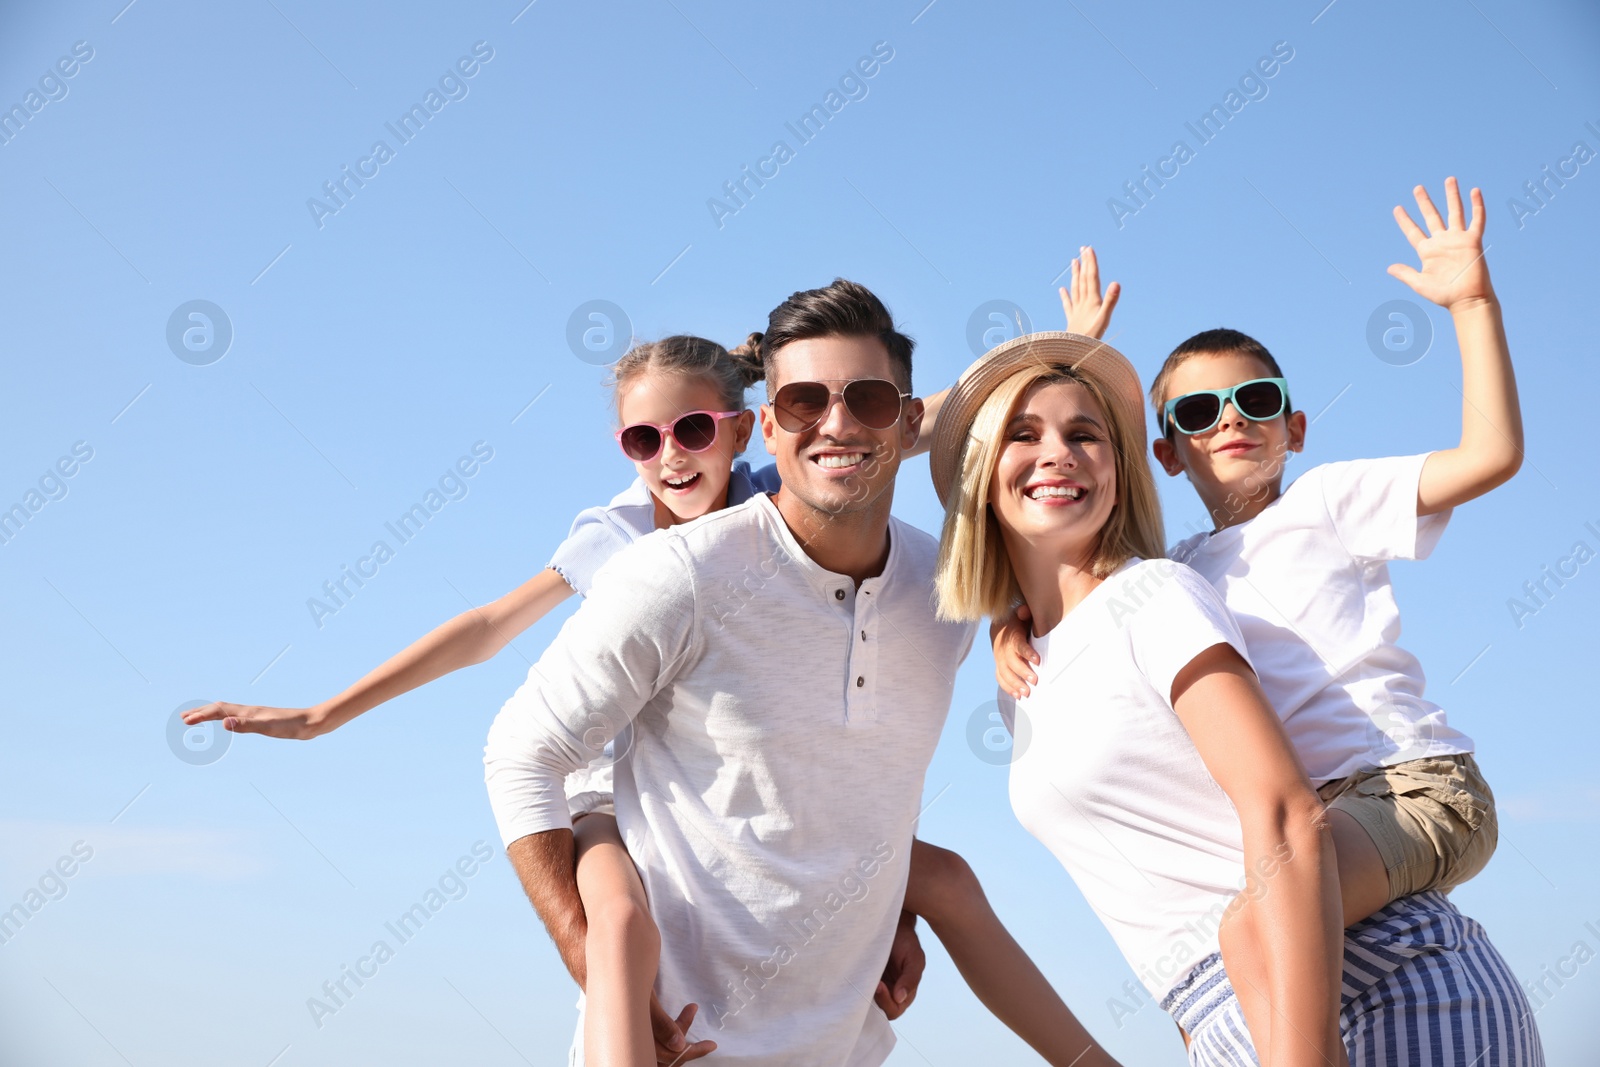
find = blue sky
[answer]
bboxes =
[2,0,1597,1063]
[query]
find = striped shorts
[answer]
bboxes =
[1161,891,1544,1066]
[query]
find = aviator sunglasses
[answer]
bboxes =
[615,410,742,463]
[770,378,911,433]
[1163,377,1290,436]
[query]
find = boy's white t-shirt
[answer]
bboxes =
[1005,557,1255,1001]
[1168,453,1472,784]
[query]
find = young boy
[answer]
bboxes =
[995,179,1520,1044]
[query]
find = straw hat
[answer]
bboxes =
[929,331,1147,508]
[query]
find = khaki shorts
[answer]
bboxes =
[1317,753,1497,902]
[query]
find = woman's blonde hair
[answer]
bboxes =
[935,364,1166,622]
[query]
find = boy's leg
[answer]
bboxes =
[904,840,1120,1067]
[1327,809,1392,926]
[1318,769,1401,928]
[1320,755,1497,926]
[573,813,660,1067]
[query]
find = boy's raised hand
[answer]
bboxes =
[991,604,1039,699]
[1396,175,1523,515]
[1387,177,1495,313]
[1060,245,1121,340]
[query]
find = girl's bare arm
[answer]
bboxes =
[183,568,575,738]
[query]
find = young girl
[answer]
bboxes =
[185,333,1120,1066]
[997,182,1520,1034]
[930,330,1541,1065]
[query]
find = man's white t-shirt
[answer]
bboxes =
[486,491,977,1067]
[1168,454,1473,784]
[1005,557,1255,1001]
[545,459,783,819]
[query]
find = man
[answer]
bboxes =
[484,279,976,1065]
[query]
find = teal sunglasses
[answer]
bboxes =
[1162,377,1290,435]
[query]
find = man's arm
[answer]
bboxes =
[506,828,587,986]
[483,538,697,981]
[874,909,925,1019]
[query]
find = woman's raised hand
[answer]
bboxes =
[181,700,331,740]
[1060,246,1121,340]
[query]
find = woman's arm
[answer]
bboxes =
[183,568,575,739]
[1170,644,1346,1067]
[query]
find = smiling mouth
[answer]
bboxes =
[1026,485,1086,501]
[813,452,867,471]
[663,471,702,492]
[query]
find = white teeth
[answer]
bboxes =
[665,472,699,487]
[815,453,865,469]
[1028,485,1084,500]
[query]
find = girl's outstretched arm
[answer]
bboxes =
[1171,645,1346,1067]
[1388,177,1524,514]
[903,840,1123,1067]
[183,568,575,739]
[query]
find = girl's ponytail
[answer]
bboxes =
[728,332,766,392]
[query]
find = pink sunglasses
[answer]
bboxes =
[615,410,741,463]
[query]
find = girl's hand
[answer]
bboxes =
[991,603,1039,699]
[181,700,331,740]
[1060,246,1121,340]
[1387,177,1495,314]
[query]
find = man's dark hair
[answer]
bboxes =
[751,278,915,394]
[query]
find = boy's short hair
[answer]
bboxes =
[753,278,915,393]
[1150,328,1291,436]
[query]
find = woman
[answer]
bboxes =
[930,332,1542,1065]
